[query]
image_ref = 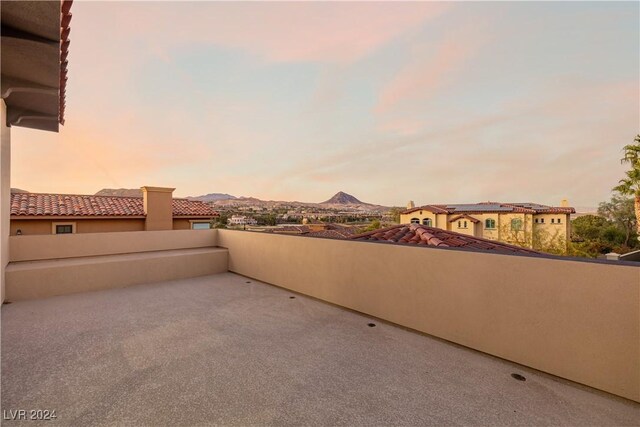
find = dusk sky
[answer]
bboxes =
[11,1,639,207]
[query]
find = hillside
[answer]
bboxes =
[187,193,237,202]
[95,188,142,197]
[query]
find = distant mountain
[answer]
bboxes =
[321,191,363,205]
[187,193,237,202]
[95,188,142,197]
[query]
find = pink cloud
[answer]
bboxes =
[105,2,449,64]
[376,32,488,114]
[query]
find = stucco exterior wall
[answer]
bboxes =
[1,100,10,302]
[173,218,211,230]
[10,218,145,235]
[6,247,228,301]
[9,218,213,235]
[450,218,477,236]
[6,229,224,300]
[217,229,640,402]
[533,213,571,247]
[142,186,174,231]
[9,229,217,262]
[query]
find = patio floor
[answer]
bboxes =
[2,272,638,426]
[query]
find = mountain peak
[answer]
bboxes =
[321,191,363,205]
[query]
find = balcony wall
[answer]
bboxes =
[6,229,226,300]
[9,229,218,262]
[217,229,640,402]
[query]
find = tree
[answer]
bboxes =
[387,207,403,223]
[212,213,230,229]
[571,215,608,241]
[360,220,382,233]
[598,195,637,247]
[613,135,640,235]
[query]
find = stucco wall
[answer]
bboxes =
[10,218,146,235]
[533,213,570,244]
[1,100,10,302]
[142,186,174,231]
[6,229,223,300]
[9,218,212,235]
[6,247,228,301]
[10,229,217,262]
[217,229,640,402]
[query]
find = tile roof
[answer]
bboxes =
[10,193,218,218]
[402,202,575,215]
[305,229,356,239]
[351,224,542,255]
[268,224,359,238]
[267,225,311,234]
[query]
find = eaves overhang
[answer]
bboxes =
[1,0,72,132]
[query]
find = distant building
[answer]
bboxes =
[227,215,258,226]
[400,202,575,248]
[10,187,218,235]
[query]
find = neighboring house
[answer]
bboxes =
[10,186,218,235]
[351,224,543,255]
[227,215,258,226]
[400,201,575,248]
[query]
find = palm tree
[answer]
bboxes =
[614,135,640,235]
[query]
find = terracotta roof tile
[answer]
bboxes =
[351,224,542,255]
[267,226,311,234]
[306,228,357,239]
[10,192,218,218]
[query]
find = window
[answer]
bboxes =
[191,222,211,230]
[52,222,75,234]
[457,221,461,228]
[422,218,432,226]
[464,221,468,228]
[55,224,73,234]
[485,219,496,229]
[511,218,523,231]
[551,218,555,224]
[557,218,562,224]
[410,218,420,224]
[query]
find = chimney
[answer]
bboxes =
[560,199,569,208]
[407,200,415,209]
[141,186,175,231]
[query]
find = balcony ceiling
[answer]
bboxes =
[1,0,72,132]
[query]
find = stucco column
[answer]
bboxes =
[1,100,11,302]
[142,186,175,231]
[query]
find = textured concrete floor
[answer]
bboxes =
[2,273,638,426]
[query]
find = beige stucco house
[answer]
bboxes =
[10,186,219,235]
[400,201,575,249]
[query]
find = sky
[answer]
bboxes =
[11,1,639,207]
